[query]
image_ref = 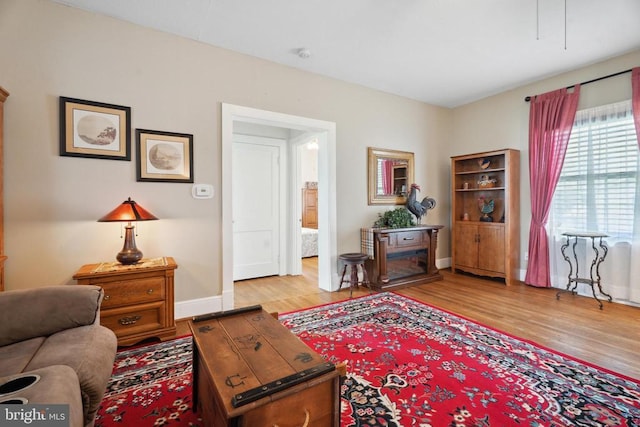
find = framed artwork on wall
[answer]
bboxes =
[59,97,131,160]
[136,129,193,183]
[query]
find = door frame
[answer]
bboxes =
[221,103,338,310]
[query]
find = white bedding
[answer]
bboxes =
[301,227,318,258]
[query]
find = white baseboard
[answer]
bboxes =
[175,295,223,320]
[437,257,451,269]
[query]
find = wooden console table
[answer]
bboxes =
[364,225,443,291]
[73,257,177,346]
[0,86,9,292]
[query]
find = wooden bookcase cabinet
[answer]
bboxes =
[392,164,408,195]
[73,257,177,346]
[451,149,520,285]
[302,188,318,229]
[0,86,8,292]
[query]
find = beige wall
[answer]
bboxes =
[450,49,640,271]
[1,0,637,301]
[0,0,451,301]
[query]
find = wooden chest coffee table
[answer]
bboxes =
[189,306,342,427]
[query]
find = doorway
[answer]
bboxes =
[221,104,338,310]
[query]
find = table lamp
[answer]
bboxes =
[98,197,158,265]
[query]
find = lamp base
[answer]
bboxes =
[117,249,143,265]
[116,224,143,265]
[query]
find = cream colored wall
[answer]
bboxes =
[450,49,640,274]
[301,143,318,185]
[0,0,451,300]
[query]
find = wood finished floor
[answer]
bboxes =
[179,257,640,380]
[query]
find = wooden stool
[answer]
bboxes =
[338,253,370,297]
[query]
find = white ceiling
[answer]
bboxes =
[50,0,640,108]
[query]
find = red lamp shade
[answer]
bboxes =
[98,197,158,222]
[98,197,158,265]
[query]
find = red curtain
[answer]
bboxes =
[525,86,580,288]
[381,159,393,194]
[633,68,640,143]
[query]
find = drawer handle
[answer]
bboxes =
[147,289,154,294]
[103,295,111,301]
[119,315,141,325]
[274,409,309,427]
[403,237,415,241]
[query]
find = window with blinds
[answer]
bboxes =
[377,158,384,195]
[550,100,638,241]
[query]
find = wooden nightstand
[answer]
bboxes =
[73,257,177,346]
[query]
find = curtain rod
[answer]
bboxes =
[524,68,633,102]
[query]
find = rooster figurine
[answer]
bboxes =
[478,196,495,222]
[406,184,436,224]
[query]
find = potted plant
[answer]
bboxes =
[373,207,416,229]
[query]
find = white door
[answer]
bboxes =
[232,137,281,280]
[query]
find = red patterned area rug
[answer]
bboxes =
[280,293,640,427]
[95,336,202,427]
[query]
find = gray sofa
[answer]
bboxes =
[0,285,117,427]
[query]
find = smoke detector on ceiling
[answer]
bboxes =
[297,48,311,59]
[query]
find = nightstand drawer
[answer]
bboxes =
[101,302,165,338]
[101,277,165,308]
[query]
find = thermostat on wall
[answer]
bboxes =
[192,184,214,199]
